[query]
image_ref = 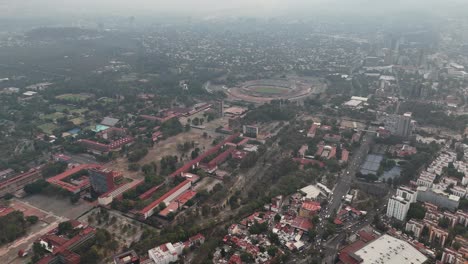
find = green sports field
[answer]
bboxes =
[55,93,92,102]
[250,86,289,95]
[38,123,58,134]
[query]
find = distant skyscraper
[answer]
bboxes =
[214,100,224,118]
[396,113,412,138]
[383,48,393,65]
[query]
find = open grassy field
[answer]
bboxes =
[55,93,92,102]
[69,117,85,125]
[250,86,289,94]
[98,97,116,104]
[70,108,88,114]
[40,112,65,121]
[52,104,70,112]
[38,123,58,134]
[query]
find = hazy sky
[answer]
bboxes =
[1,0,467,18]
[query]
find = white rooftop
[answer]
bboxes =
[379,75,396,81]
[344,99,363,107]
[351,96,369,102]
[354,234,427,264]
[299,185,322,199]
[23,91,37,96]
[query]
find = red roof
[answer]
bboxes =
[338,240,367,264]
[290,216,313,231]
[301,201,321,212]
[139,183,164,200]
[207,147,234,167]
[47,164,99,193]
[78,139,109,152]
[78,137,134,152]
[141,133,241,217]
[139,179,192,215]
[176,190,197,204]
[159,190,197,217]
[0,207,14,217]
[189,233,205,244]
[0,168,42,189]
[357,230,376,243]
[341,149,350,162]
[308,124,318,136]
[237,138,250,146]
[169,133,241,178]
[229,254,242,264]
[140,112,180,123]
[108,137,134,149]
[315,145,324,156]
[329,146,337,159]
[37,223,96,264]
[334,218,343,225]
[43,234,68,247]
[152,131,163,141]
[52,226,95,254]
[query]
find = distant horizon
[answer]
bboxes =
[1,0,468,20]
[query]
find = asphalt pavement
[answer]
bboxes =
[292,131,375,264]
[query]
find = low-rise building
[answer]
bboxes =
[113,250,140,264]
[416,186,460,211]
[0,167,42,197]
[307,124,319,138]
[405,219,425,238]
[148,234,205,264]
[36,221,96,264]
[299,201,321,218]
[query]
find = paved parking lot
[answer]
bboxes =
[21,194,94,220]
[0,199,67,264]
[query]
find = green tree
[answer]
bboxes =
[57,221,73,235]
[267,246,277,257]
[80,246,99,264]
[24,179,50,195]
[240,252,254,262]
[128,163,140,171]
[274,214,281,222]
[26,215,39,225]
[407,203,426,220]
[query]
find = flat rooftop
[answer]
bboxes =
[354,234,427,264]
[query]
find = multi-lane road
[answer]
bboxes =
[321,131,374,225]
[290,130,375,264]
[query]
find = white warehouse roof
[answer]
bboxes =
[354,234,427,264]
[351,96,369,102]
[299,185,322,199]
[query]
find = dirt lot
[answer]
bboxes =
[0,199,66,264]
[194,177,222,193]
